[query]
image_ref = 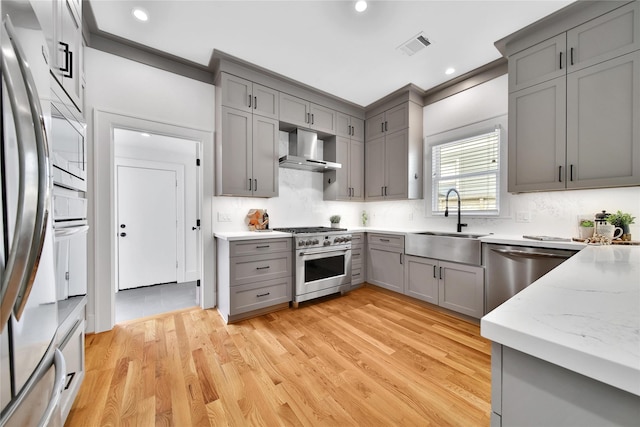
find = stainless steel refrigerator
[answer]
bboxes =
[1,1,66,425]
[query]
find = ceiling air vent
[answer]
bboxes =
[397,32,431,56]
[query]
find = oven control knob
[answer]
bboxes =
[334,237,341,243]
[324,240,331,246]
[305,240,312,246]
[298,240,305,247]
[312,239,319,245]
[345,236,351,241]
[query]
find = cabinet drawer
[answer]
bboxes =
[230,238,291,256]
[59,319,85,421]
[351,247,364,264]
[368,233,404,249]
[230,277,292,315]
[230,252,292,286]
[351,266,364,285]
[350,232,365,245]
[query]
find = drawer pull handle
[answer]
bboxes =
[257,292,270,297]
[353,273,360,276]
[256,245,270,248]
[64,372,76,390]
[379,238,390,242]
[256,266,271,270]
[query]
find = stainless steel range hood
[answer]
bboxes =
[279,128,341,172]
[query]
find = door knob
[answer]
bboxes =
[120,232,126,237]
[192,227,197,230]
[120,224,126,228]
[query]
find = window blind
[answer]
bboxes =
[432,128,500,214]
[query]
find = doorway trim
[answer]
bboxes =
[93,110,215,333]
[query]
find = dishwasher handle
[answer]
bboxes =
[491,248,573,259]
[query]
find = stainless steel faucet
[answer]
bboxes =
[444,188,468,233]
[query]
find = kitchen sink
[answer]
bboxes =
[405,231,490,265]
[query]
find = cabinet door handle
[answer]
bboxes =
[381,186,384,196]
[248,178,252,191]
[385,121,388,132]
[254,96,257,109]
[439,266,443,280]
[384,186,388,196]
[256,292,270,297]
[59,42,72,78]
[570,47,574,66]
[400,253,403,265]
[558,165,562,183]
[256,266,271,270]
[559,51,563,70]
[380,122,384,133]
[311,114,314,125]
[570,164,574,181]
[433,265,436,278]
[306,112,310,123]
[248,94,252,108]
[254,179,258,191]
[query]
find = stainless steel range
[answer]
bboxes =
[273,227,352,306]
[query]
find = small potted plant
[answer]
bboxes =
[329,215,341,228]
[606,210,635,241]
[578,219,594,239]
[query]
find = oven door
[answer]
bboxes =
[54,225,88,301]
[296,247,351,300]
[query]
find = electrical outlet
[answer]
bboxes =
[516,211,531,223]
[217,212,232,222]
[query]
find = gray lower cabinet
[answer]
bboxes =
[367,234,404,293]
[216,238,292,323]
[491,343,640,426]
[404,255,484,318]
[350,233,366,288]
[57,296,87,424]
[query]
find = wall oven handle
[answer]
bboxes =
[299,248,349,256]
[54,225,89,239]
[491,248,573,259]
[0,16,51,329]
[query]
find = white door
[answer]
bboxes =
[117,166,177,290]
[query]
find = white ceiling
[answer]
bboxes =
[88,0,574,106]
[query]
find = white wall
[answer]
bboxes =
[85,48,215,332]
[364,75,640,238]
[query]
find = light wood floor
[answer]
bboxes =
[66,285,492,426]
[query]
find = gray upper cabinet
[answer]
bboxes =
[506,1,640,192]
[217,107,278,198]
[336,112,364,141]
[221,73,279,119]
[217,73,279,197]
[365,99,422,200]
[279,93,336,134]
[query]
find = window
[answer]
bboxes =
[432,128,501,215]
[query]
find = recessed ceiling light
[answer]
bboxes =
[445,67,456,75]
[355,1,367,13]
[132,7,149,22]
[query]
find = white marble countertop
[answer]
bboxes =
[214,230,292,241]
[481,245,640,396]
[480,234,587,250]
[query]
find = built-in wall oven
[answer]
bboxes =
[273,227,352,306]
[53,179,88,300]
[50,82,86,192]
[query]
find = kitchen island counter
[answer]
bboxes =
[481,244,640,396]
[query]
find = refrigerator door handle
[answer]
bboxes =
[39,349,67,427]
[0,16,52,327]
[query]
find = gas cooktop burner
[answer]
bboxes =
[273,226,347,234]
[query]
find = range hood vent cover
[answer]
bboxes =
[279,128,341,172]
[397,32,431,56]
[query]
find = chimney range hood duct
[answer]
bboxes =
[279,128,341,172]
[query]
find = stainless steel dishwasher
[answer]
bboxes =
[483,243,578,313]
